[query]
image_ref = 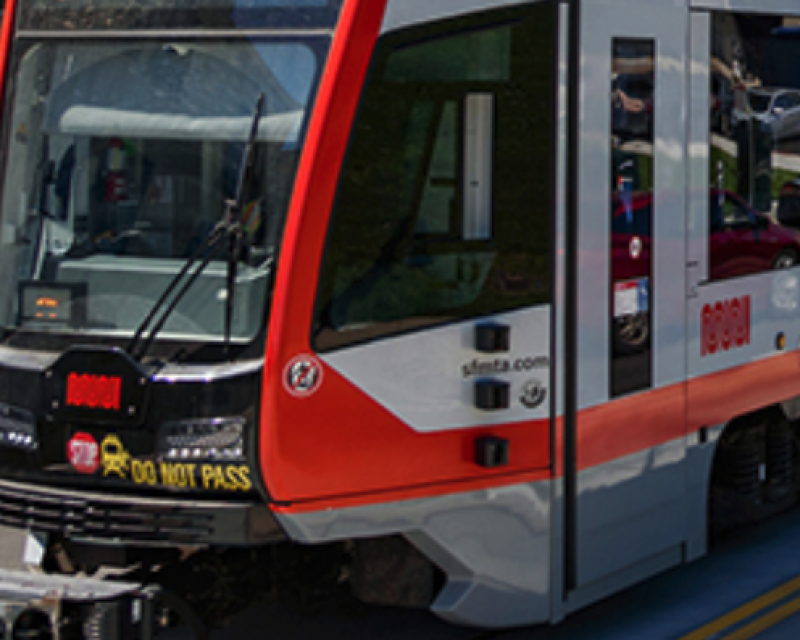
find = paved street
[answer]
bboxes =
[3,516,800,640]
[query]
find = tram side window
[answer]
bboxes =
[610,39,654,397]
[709,12,800,281]
[314,4,556,350]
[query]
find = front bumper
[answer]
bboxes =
[0,478,283,546]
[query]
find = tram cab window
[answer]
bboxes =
[315,4,556,350]
[709,12,800,280]
[0,38,317,342]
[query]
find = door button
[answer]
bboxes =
[475,380,510,410]
[475,324,510,353]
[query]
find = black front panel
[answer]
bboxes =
[43,347,150,427]
[0,478,282,545]
[0,347,264,502]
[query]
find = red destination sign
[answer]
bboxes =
[701,295,751,357]
[66,373,122,411]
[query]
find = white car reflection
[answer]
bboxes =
[746,87,800,140]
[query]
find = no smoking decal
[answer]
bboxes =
[283,355,324,397]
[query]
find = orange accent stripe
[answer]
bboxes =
[270,350,800,514]
[576,381,685,472]
[688,351,800,432]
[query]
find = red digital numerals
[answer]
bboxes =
[66,373,122,411]
[701,296,751,357]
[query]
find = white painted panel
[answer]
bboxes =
[322,306,551,433]
[688,268,800,377]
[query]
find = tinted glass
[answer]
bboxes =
[0,35,325,348]
[314,5,556,350]
[611,38,654,397]
[748,92,772,113]
[19,0,341,30]
[710,13,800,281]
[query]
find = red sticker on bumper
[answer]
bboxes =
[67,432,100,474]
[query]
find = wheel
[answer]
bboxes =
[709,411,799,541]
[773,249,799,270]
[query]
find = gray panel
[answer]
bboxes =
[687,13,711,292]
[578,0,687,409]
[553,2,569,420]
[576,439,686,586]
[650,11,689,390]
[576,0,612,408]
[566,546,683,616]
[277,482,552,628]
[684,423,724,561]
[549,5,570,623]
[381,0,531,35]
[576,0,688,591]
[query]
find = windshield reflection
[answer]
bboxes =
[0,38,321,345]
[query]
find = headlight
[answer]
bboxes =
[0,404,37,451]
[158,416,245,461]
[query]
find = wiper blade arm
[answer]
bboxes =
[126,225,226,361]
[125,93,265,363]
[224,93,265,349]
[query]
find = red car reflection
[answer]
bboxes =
[613,189,800,283]
[709,190,800,278]
[611,189,800,354]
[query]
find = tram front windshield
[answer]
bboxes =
[0,0,339,355]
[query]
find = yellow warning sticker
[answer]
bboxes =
[99,435,251,492]
[101,435,131,478]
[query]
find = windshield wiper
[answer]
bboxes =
[224,92,265,350]
[126,93,265,363]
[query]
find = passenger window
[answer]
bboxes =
[314,5,556,350]
[610,38,654,397]
[709,12,800,280]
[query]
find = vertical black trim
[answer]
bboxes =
[563,0,580,596]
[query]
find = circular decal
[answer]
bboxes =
[520,379,547,410]
[630,236,643,260]
[67,432,100,475]
[284,356,323,397]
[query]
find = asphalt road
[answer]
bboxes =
[2,516,800,640]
